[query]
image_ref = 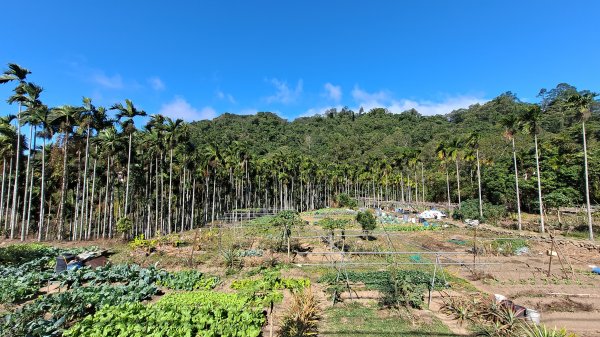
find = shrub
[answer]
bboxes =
[486,239,528,256]
[270,210,303,228]
[280,288,320,337]
[356,211,377,233]
[452,199,507,224]
[379,276,427,309]
[0,244,58,266]
[221,247,243,269]
[335,193,357,209]
[261,210,304,251]
[116,216,133,238]
[128,234,158,251]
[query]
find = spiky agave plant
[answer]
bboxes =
[522,323,577,337]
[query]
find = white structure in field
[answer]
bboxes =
[418,210,446,220]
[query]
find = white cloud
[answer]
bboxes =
[351,86,484,115]
[265,78,303,104]
[158,96,217,121]
[387,96,484,115]
[216,90,236,104]
[238,108,258,115]
[351,86,391,102]
[300,105,344,118]
[148,77,165,91]
[324,83,342,102]
[91,72,124,89]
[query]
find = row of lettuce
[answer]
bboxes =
[0,244,309,337]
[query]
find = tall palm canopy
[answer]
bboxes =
[0,62,598,243]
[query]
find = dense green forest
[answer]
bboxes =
[1,63,598,241]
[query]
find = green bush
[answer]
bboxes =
[452,199,506,224]
[356,211,377,233]
[0,275,41,304]
[0,244,58,266]
[128,234,158,250]
[318,218,349,231]
[486,238,529,256]
[116,216,133,235]
[270,210,303,228]
[335,193,357,208]
[379,277,427,309]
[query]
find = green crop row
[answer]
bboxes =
[64,291,265,337]
[380,224,440,232]
[0,281,158,337]
[0,243,221,337]
[156,270,219,291]
[231,270,310,305]
[318,270,446,290]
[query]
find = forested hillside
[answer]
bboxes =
[1,62,598,241]
[191,88,599,214]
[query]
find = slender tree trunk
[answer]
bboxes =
[160,153,165,233]
[125,132,132,216]
[103,155,111,238]
[20,124,34,241]
[0,159,6,233]
[512,138,522,231]
[10,102,22,239]
[155,156,160,234]
[108,189,114,238]
[211,170,216,223]
[168,147,173,233]
[38,135,46,241]
[421,162,425,203]
[191,177,196,229]
[73,151,82,241]
[181,167,186,232]
[87,150,97,240]
[534,134,544,233]
[4,157,13,235]
[455,157,461,208]
[446,164,451,210]
[79,126,91,240]
[476,149,483,219]
[400,171,405,203]
[58,131,69,239]
[582,122,594,240]
[26,126,37,238]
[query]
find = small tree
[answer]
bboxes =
[335,193,357,209]
[116,216,133,240]
[319,218,349,248]
[453,199,507,225]
[270,210,303,253]
[356,211,376,236]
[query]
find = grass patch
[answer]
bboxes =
[320,302,458,337]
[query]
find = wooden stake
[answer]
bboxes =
[428,255,439,307]
[472,226,478,270]
[269,300,274,337]
[547,236,555,277]
[287,225,291,262]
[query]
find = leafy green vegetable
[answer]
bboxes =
[156,270,219,290]
[65,291,265,337]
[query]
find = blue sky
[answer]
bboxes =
[1,1,599,122]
